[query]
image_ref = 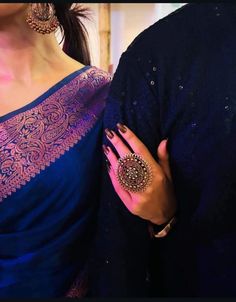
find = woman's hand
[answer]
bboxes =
[103,123,177,225]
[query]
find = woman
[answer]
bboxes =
[0,2,111,298]
[0,2,176,298]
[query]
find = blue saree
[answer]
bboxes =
[0,66,111,298]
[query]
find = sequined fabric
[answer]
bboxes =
[89,3,236,297]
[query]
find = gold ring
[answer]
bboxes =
[116,153,152,193]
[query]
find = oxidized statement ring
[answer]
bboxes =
[116,153,152,193]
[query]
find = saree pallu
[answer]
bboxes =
[0,66,111,298]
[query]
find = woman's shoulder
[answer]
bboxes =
[81,65,112,101]
[63,64,112,103]
[74,65,112,96]
[86,65,112,85]
[67,65,112,118]
[60,62,112,94]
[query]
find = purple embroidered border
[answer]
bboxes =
[0,67,111,202]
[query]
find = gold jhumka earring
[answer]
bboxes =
[26,3,59,34]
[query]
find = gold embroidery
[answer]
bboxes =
[0,67,111,202]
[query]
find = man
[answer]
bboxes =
[89,3,236,297]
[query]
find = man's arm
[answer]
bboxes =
[88,50,162,297]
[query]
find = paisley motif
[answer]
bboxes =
[0,67,111,202]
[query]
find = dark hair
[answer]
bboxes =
[53,3,91,66]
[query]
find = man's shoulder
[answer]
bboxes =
[123,3,231,58]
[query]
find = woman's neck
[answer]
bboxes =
[0,13,65,85]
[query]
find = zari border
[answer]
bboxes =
[0,67,111,202]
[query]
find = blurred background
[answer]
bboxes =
[58,3,186,73]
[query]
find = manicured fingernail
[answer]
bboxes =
[105,159,111,172]
[103,144,110,155]
[117,123,127,133]
[105,128,114,139]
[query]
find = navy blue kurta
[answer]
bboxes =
[89,3,236,297]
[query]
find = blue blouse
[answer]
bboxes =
[0,66,111,298]
[89,3,236,297]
